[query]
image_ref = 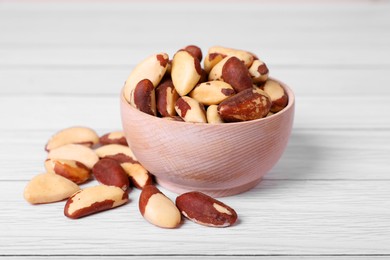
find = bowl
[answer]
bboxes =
[120,79,295,197]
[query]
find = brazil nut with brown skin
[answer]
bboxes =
[156,78,179,117]
[123,45,283,123]
[171,50,202,96]
[222,56,253,93]
[133,79,157,116]
[218,87,271,122]
[182,45,203,62]
[45,159,91,184]
[123,52,169,104]
[45,126,99,152]
[92,158,130,191]
[176,191,238,227]
[208,56,228,81]
[249,59,269,84]
[204,46,254,73]
[48,144,99,169]
[175,96,207,123]
[64,185,128,219]
[94,144,137,161]
[103,153,154,190]
[139,185,181,228]
[260,79,288,113]
[99,131,128,146]
[189,81,235,106]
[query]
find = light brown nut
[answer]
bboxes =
[249,59,269,83]
[171,50,202,96]
[101,153,153,189]
[92,158,130,191]
[99,131,128,146]
[176,191,238,227]
[121,162,153,189]
[45,126,99,151]
[94,144,137,161]
[24,173,80,204]
[64,185,128,219]
[189,81,235,106]
[183,45,203,62]
[205,46,254,73]
[48,144,99,169]
[208,56,229,81]
[218,87,271,122]
[204,52,226,74]
[45,159,91,184]
[156,78,179,117]
[139,185,181,228]
[260,79,288,113]
[206,105,224,124]
[175,96,207,123]
[123,53,169,104]
[221,56,253,93]
[133,79,157,116]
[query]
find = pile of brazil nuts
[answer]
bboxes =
[124,45,288,123]
[24,126,237,228]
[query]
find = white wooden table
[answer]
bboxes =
[1,1,390,258]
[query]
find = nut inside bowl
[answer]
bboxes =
[120,79,295,197]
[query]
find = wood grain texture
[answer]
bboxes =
[1,0,390,258]
[2,180,390,255]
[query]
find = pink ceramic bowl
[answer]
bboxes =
[120,80,294,197]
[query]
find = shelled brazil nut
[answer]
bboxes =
[123,45,288,123]
[24,126,238,228]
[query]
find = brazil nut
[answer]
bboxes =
[189,81,235,106]
[218,87,271,122]
[139,185,181,228]
[45,126,99,151]
[124,53,169,105]
[133,79,157,116]
[156,78,179,117]
[64,185,128,219]
[92,158,130,191]
[171,50,202,96]
[45,159,91,184]
[176,191,238,227]
[175,96,207,123]
[260,79,288,113]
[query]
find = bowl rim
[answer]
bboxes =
[120,77,295,127]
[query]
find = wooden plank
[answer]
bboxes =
[1,2,390,258]
[2,2,389,32]
[1,129,389,181]
[2,180,390,255]
[0,3,389,52]
[2,48,390,67]
[1,66,389,96]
